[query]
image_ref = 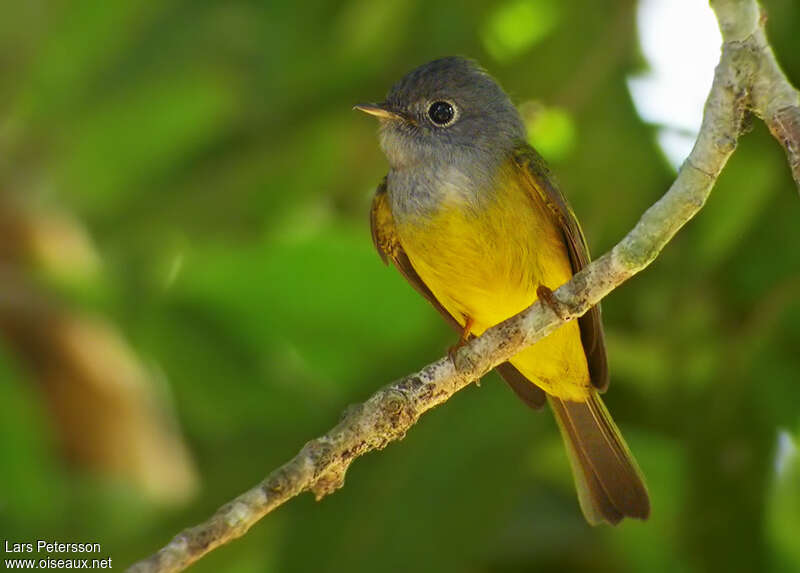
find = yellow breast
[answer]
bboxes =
[394,160,591,400]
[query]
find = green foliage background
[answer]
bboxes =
[1,0,799,571]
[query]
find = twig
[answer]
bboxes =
[128,2,799,571]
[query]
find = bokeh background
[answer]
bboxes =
[1,0,799,571]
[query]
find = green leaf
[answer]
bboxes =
[481,0,560,62]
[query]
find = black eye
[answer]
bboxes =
[427,101,455,126]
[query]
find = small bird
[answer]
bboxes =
[356,57,649,525]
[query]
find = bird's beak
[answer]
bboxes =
[353,103,404,121]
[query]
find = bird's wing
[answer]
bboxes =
[370,178,547,409]
[513,146,609,392]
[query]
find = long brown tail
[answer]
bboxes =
[548,392,650,525]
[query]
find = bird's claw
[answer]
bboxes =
[536,285,568,320]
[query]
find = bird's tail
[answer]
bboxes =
[548,392,650,525]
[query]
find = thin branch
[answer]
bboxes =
[128,2,799,571]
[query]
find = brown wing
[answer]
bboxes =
[513,146,609,392]
[370,178,546,409]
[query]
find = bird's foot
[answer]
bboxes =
[536,285,568,321]
[447,316,475,363]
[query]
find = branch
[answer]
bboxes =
[128,2,799,571]
[713,0,800,191]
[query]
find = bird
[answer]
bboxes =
[355,56,649,525]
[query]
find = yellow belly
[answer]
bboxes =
[395,163,591,400]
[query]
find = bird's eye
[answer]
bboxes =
[427,101,456,126]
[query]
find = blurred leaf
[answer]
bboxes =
[481,0,560,62]
[57,71,238,215]
[522,102,577,161]
[334,0,411,64]
[15,0,172,119]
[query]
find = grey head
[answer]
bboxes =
[356,57,527,217]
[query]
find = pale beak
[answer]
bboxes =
[353,103,404,121]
